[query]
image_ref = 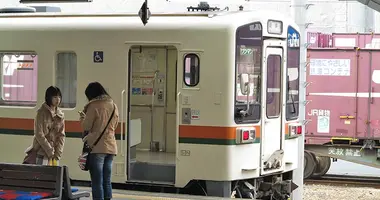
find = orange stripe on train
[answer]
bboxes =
[0,117,293,138]
[179,126,261,140]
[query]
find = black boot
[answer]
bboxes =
[105,198,111,200]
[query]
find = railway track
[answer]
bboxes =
[305,174,380,188]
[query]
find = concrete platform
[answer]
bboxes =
[75,187,232,200]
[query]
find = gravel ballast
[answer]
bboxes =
[304,184,380,200]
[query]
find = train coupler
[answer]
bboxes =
[256,179,298,200]
[271,180,297,200]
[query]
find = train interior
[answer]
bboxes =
[127,46,178,184]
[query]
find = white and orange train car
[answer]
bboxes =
[0,7,304,199]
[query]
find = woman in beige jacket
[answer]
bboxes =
[80,82,118,200]
[24,86,65,165]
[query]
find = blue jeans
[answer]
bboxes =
[89,153,114,200]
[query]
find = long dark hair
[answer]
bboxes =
[84,82,110,101]
[45,86,62,106]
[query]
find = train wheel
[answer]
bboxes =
[233,187,254,199]
[304,151,317,179]
[312,156,331,178]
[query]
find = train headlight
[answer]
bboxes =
[236,127,256,144]
[267,20,283,34]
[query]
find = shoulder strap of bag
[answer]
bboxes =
[91,104,116,149]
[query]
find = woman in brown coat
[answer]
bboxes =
[23,86,65,165]
[79,82,118,200]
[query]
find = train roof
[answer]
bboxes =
[0,9,299,32]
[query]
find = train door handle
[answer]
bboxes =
[120,89,126,157]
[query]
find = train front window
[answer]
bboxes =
[236,46,261,106]
[234,22,263,124]
[286,26,300,120]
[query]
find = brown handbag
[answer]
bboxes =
[22,147,38,164]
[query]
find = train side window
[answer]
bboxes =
[266,55,282,118]
[183,54,199,86]
[56,52,77,108]
[0,52,38,107]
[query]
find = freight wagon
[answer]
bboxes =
[304,33,380,179]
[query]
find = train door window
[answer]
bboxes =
[0,52,38,107]
[266,55,281,118]
[183,54,199,86]
[55,52,77,108]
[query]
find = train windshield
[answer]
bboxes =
[286,26,300,120]
[234,22,262,124]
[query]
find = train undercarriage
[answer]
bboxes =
[231,172,298,199]
[304,150,332,179]
[73,171,298,199]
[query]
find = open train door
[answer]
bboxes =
[124,44,179,185]
[260,40,286,176]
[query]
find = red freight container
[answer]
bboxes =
[307,32,320,48]
[332,33,380,48]
[307,32,332,48]
[319,33,332,48]
[305,48,380,145]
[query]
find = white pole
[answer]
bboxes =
[290,0,308,199]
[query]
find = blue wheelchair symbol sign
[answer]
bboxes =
[93,51,103,63]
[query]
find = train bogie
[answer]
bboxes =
[0,8,304,199]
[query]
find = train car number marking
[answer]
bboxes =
[181,150,191,156]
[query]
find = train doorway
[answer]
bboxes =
[126,45,178,184]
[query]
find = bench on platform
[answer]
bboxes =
[0,163,63,200]
[62,166,90,200]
